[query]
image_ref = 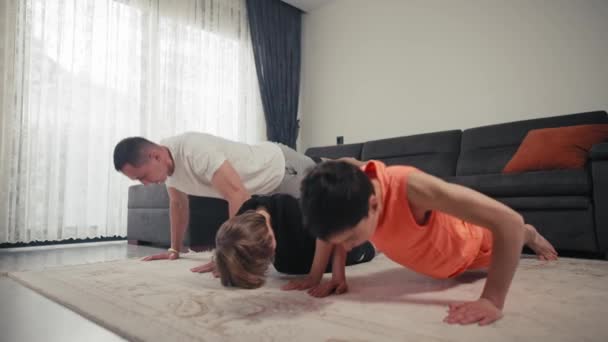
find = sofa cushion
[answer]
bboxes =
[446,169,591,197]
[503,124,608,173]
[457,111,608,175]
[361,130,462,177]
[305,143,363,161]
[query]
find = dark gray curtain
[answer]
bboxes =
[246,0,302,149]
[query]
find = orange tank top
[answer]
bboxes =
[365,161,486,278]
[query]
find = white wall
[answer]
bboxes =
[299,0,608,150]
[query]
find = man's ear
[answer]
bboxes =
[149,148,161,161]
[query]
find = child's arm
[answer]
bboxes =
[407,171,526,325]
[281,239,335,290]
[308,244,348,297]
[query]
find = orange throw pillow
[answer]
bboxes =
[503,124,608,173]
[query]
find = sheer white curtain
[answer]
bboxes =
[0,0,264,243]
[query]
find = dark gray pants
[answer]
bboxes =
[272,144,316,197]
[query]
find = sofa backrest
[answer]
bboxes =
[457,111,608,176]
[305,143,363,160]
[361,130,462,177]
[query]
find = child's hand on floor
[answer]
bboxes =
[444,298,503,326]
[190,261,219,278]
[281,276,321,291]
[307,279,348,297]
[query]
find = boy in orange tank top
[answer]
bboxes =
[284,160,557,326]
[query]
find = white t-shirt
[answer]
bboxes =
[161,132,286,198]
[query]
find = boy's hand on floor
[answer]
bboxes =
[307,279,348,297]
[281,276,320,291]
[444,298,503,326]
[141,252,179,261]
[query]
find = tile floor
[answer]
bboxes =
[0,241,164,342]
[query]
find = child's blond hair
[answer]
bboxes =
[214,211,275,289]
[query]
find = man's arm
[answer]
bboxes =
[407,171,525,324]
[282,239,335,290]
[211,160,251,217]
[141,186,189,261]
[168,186,190,254]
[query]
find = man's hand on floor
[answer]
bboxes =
[444,298,503,326]
[141,252,179,261]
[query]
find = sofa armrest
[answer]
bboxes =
[589,142,608,161]
[305,143,363,161]
[128,184,169,208]
[591,158,608,254]
[127,184,171,247]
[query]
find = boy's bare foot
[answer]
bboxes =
[524,224,558,261]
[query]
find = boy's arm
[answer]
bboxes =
[407,171,525,324]
[282,239,335,290]
[308,244,348,297]
[331,244,347,283]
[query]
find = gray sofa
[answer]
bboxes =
[306,110,608,257]
[127,184,228,250]
[127,110,608,257]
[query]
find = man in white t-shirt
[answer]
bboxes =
[113,132,315,262]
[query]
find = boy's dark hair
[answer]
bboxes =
[300,161,374,240]
[113,137,157,171]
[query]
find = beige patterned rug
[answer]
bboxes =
[8,252,608,342]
